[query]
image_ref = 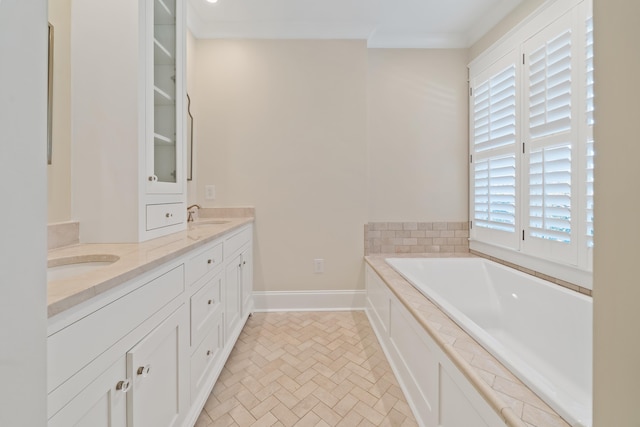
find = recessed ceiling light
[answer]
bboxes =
[205,0,218,3]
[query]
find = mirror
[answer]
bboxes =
[47,0,72,223]
[47,23,53,165]
[187,93,193,181]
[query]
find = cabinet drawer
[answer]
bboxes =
[48,265,184,393]
[190,272,222,347]
[185,241,223,287]
[146,203,184,231]
[190,315,222,404]
[225,225,251,258]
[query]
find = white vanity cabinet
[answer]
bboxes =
[47,224,255,427]
[48,357,128,427]
[224,226,254,342]
[71,0,187,243]
[127,307,189,427]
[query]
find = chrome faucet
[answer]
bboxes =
[186,204,201,222]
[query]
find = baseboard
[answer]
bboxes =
[252,290,366,312]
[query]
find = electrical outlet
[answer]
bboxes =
[314,259,324,274]
[205,185,216,200]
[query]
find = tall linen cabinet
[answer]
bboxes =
[71,0,187,243]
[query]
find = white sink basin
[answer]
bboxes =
[48,255,119,282]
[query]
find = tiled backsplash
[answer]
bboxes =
[365,222,469,255]
[363,221,590,296]
[198,207,255,219]
[48,221,80,250]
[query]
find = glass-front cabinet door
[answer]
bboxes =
[147,0,184,194]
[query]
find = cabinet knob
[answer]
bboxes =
[137,365,151,377]
[208,299,214,305]
[116,379,131,393]
[207,259,213,264]
[206,350,212,356]
[148,175,158,182]
[165,213,173,218]
[243,261,246,266]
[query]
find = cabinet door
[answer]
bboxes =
[146,0,184,193]
[224,254,242,342]
[127,306,188,427]
[48,357,128,427]
[240,246,253,315]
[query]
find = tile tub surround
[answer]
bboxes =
[47,217,254,317]
[365,255,572,427]
[48,221,80,250]
[470,250,593,297]
[365,222,469,255]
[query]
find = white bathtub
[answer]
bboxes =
[386,257,592,427]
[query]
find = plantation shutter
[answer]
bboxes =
[585,15,594,248]
[523,12,577,264]
[470,53,519,248]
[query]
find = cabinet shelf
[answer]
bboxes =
[154,38,173,64]
[154,86,174,105]
[155,0,175,23]
[154,133,175,145]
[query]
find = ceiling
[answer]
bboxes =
[187,0,524,48]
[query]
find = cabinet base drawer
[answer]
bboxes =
[225,225,251,258]
[185,241,223,287]
[190,314,223,403]
[146,203,185,231]
[190,272,223,347]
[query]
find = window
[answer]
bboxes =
[469,0,593,279]
[471,53,519,249]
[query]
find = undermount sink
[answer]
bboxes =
[47,254,119,282]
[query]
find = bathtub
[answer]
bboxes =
[385,257,592,427]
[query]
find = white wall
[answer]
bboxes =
[367,49,469,222]
[47,0,72,222]
[193,40,368,292]
[0,1,48,425]
[592,0,640,424]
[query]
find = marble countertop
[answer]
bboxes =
[47,217,254,318]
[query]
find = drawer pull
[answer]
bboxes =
[137,365,151,377]
[116,379,131,393]
[165,213,173,218]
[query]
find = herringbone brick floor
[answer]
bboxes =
[195,311,418,427]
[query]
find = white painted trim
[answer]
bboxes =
[253,290,366,312]
[468,0,579,71]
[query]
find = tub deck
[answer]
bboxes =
[365,254,573,427]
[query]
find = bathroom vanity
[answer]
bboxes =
[46,220,253,427]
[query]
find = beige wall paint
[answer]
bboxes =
[186,30,197,206]
[193,40,368,292]
[593,1,640,424]
[47,0,72,222]
[468,0,546,62]
[367,49,469,222]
